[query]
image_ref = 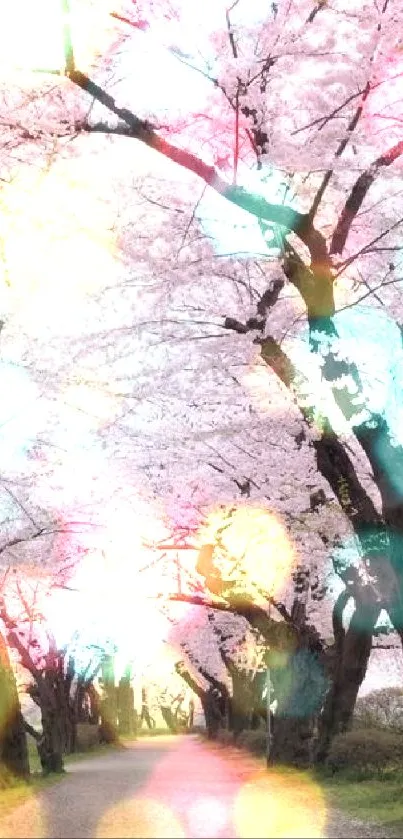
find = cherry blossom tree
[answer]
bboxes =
[0,551,106,773]
[1,0,403,766]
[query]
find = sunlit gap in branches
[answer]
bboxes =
[0,0,119,76]
[0,362,40,470]
[39,504,190,679]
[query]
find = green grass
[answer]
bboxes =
[210,730,403,835]
[316,769,403,835]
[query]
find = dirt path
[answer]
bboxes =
[0,735,396,838]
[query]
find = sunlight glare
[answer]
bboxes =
[198,505,296,599]
[0,1,64,73]
[0,0,120,75]
[233,767,326,838]
[96,797,185,838]
[0,162,118,330]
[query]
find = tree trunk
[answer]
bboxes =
[269,642,328,768]
[118,673,135,736]
[201,690,222,739]
[0,632,29,778]
[99,655,118,744]
[37,708,65,775]
[175,662,224,739]
[316,603,377,762]
[160,705,177,732]
[228,665,254,736]
[34,667,67,775]
[259,335,398,762]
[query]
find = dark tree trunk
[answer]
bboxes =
[198,664,231,731]
[201,689,222,739]
[87,683,101,726]
[269,641,328,768]
[226,663,254,736]
[160,705,177,732]
[99,655,118,744]
[316,599,378,762]
[118,672,135,735]
[32,666,67,775]
[259,335,399,763]
[0,632,29,778]
[175,662,224,739]
[37,709,65,775]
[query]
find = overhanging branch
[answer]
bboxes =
[66,70,331,273]
[330,140,403,255]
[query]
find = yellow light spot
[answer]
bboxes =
[233,768,326,838]
[0,787,46,839]
[96,797,185,839]
[198,505,296,599]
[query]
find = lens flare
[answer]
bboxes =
[96,797,185,839]
[198,505,296,600]
[0,789,46,839]
[233,767,326,839]
[187,796,229,836]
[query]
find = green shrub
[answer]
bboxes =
[76,723,100,751]
[354,688,403,733]
[216,729,235,747]
[237,729,267,756]
[327,728,403,779]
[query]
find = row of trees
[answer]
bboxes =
[0,570,104,775]
[1,0,403,772]
[0,562,196,779]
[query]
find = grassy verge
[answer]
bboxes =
[316,770,403,835]
[211,729,403,835]
[0,767,59,820]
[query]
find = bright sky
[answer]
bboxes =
[0,361,41,470]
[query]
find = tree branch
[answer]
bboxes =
[67,70,330,272]
[330,140,403,255]
[22,719,42,742]
[258,336,383,534]
[0,604,41,683]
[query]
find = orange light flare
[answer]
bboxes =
[196,505,297,604]
[95,735,327,838]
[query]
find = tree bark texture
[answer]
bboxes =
[0,631,29,778]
